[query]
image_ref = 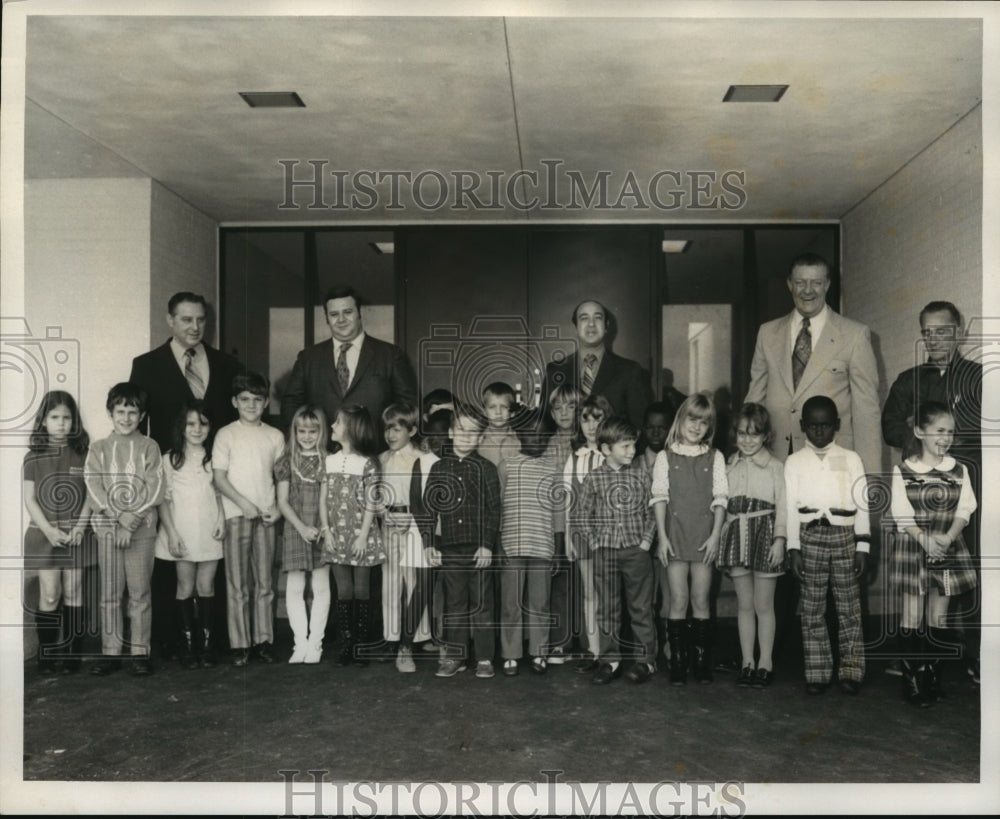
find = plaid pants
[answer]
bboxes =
[799,525,865,684]
[96,528,156,655]
[224,516,276,649]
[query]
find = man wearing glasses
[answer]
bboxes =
[882,300,982,684]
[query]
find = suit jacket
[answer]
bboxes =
[129,340,244,453]
[545,350,652,430]
[745,309,881,473]
[280,334,418,431]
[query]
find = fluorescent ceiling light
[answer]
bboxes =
[662,240,691,254]
[370,242,395,255]
[723,85,788,103]
[238,91,306,108]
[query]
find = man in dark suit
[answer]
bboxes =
[280,286,418,440]
[544,299,652,429]
[129,292,244,451]
[129,291,245,660]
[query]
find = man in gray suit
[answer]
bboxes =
[745,253,881,473]
[280,286,418,441]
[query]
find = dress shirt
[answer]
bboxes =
[789,304,829,353]
[332,332,366,390]
[784,441,870,552]
[170,338,209,390]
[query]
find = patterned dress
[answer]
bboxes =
[322,452,385,567]
[717,450,787,575]
[891,457,978,596]
[274,451,324,571]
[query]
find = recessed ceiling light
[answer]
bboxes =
[370,242,395,255]
[662,240,691,254]
[238,91,306,108]
[723,85,788,103]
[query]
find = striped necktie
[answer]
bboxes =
[184,348,206,398]
[581,353,597,396]
[792,317,811,390]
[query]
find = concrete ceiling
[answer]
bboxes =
[24,15,982,224]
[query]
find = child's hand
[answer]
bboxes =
[322,528,334,549]
[351,533,367,558]
[919,531,947,560]
[238,500,260,520]
[853,551,868,580]
[698,535,719,565]
[69,523,86,547]
[930,532,952,551]
[788,550,805,582]
[656,543,670,568]
[638,539,652,553]
[299,525,320,543]
[425,546,442,567]
[658,530,675,557]
[118,511,141,532]
[42,525,69,548]
[767,538,786,570]
[473,546,492,569]
[261,506,281,526]
[212,517,225,540]
[115,524,134,549]
[168,534,187,559]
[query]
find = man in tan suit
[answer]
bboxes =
[745,254,881,473]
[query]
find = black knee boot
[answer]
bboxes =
[176,598,199,669]
[61,604,86,673]
[692,618,714,684]
[899,628,930,707]
[926,627,954,702]
[352,599,371,667]
[667,619,687,685]
[198,596,217,668]
[335,599,353,667]
[35,609,62,675]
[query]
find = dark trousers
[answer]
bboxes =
[593,545,656,664]
[400,567,431,649]
[548,537,571,651]
[438,545,495,662]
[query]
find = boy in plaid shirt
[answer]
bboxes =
[422,406,502,679]
[572,417,657,684]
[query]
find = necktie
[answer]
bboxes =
[792,317,811,390]
[336,342,352,394]
[184,348,206,398]
[582,353,597,396]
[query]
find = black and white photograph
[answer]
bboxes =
[1,0,997,814]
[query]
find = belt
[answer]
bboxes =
[721,507,773,565]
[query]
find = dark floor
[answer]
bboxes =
[22,619,980,785]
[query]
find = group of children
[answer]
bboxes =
[24,372,978,708]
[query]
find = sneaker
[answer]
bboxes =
[476,660,495,679]
[396,647,416,673]
[547,647,566,665]
[435,658,467,678]
[289,645,307,665]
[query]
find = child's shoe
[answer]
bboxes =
[530,657,547,675]
[253,642,276,664]
[546,647,566,665]
[666,619,687,686]
[396,646,416,673]
[289,645,307,664]
[476,660,495,679]
[435,658,467,678]
[901,661,931,708]
[129,656,154,676]
[231,648,250,667]
[736,664,755,687]
[303,643,323,664]
[89,655,121,676]
[625,662,655,684]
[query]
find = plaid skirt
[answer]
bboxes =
[890,531,978,597]
[281,481,323,572]
[717,496,782,574]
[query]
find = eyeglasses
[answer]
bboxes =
[921,327,958,339]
